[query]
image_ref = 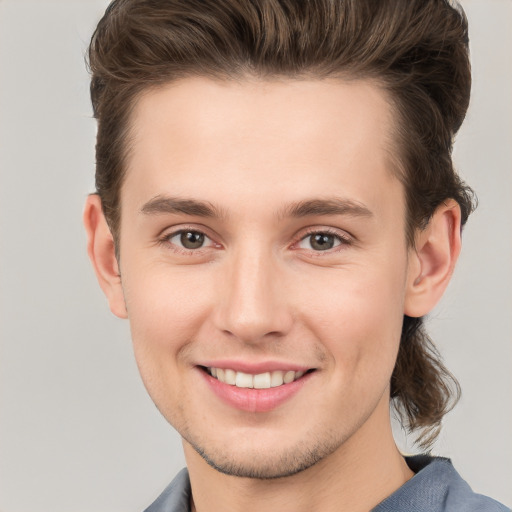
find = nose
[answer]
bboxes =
[213,247,293,344]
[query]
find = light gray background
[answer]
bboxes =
[0,1,510,511]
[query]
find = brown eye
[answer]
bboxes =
[164,229,218,254]
[309,233,336,251]
[297,231,347,252]
[179,231,205,249]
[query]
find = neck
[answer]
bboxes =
[185,398,414,512]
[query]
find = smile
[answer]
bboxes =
[207,367,308,389]
[200,365,315,412]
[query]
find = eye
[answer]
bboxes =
[296,231,349,251]
[166,230,211,250]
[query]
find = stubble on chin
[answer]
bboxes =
[181,427,346,480]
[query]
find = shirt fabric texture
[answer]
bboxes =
[143,455,510,512]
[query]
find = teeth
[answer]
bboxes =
[253,372,271,389]
[224,369,236,385]
[270,371,284,387]
[235,371,254,388]
[208,367,307,388]
[283,371,295,384]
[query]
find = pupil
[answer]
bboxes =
[311,233,334,251]
[180,231,205,249]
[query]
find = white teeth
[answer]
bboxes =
[224,369,236,385]
[253,372,271,389]
[270,370,284,387]
[283,371,295,384]
[208,367,307,388]
[235,371,253,388]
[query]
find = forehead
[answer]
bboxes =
[128,76,394,160]
[122,76,401,221]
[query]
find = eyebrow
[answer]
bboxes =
[140,196,224,218]
[279,198,373,219]
[140,195,373,220]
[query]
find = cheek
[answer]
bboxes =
[121,268,213,421]
[121,266,213,378]
[298,262,407,378]
[124,261,209,332]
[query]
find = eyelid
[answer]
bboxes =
[156,224,353,254]
[158,224,221,253]
[291,226,354,251]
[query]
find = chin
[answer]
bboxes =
[183,429,345,480]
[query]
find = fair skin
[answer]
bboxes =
[84,77,461,512]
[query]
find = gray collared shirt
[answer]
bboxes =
[144,456,510,512]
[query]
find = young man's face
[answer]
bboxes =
[112,77,416,478]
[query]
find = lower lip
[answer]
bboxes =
[200,369,312,413]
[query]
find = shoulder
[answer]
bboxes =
[143,468,191,512]
[373,455,510,512]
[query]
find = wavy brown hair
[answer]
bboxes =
[88,0,476,449]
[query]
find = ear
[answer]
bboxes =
[83,194,128,319]
[404,199,462,317]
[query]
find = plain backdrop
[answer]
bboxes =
[0,1,511,511]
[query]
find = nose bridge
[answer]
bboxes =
[216,241,291,342]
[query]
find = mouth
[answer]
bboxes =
[202,366,314,389]
[198,365,316,412]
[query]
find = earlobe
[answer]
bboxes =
[83,194,128,319]
[404,200,462,318]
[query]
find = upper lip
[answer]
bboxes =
[198,360,314,374]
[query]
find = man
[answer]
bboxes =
[83,0,509,510]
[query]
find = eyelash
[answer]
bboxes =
[293,228,353,253]
[157,226,353,255]
[158,226,218,255]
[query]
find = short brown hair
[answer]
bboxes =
[88,0,475,448]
